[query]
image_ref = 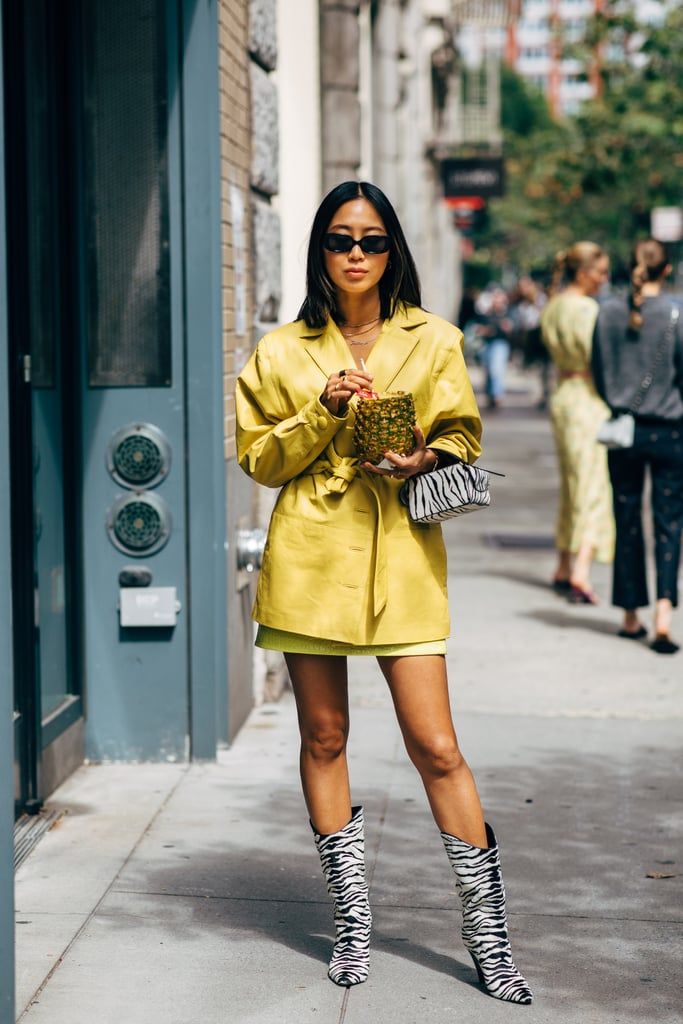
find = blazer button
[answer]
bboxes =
[317,416,328,429]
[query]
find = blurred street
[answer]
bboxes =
[2,2,682,1022]
[14,375,682,1024]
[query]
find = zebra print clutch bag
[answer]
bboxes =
[399,460,492,523]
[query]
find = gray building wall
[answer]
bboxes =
[0,12,15,1018]
[246,0,286,706]
[249,0,281,336]
[371,0,401,199]
[320,0,361,191]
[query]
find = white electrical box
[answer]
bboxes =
[119,587,180,627]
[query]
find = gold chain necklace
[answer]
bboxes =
[338,314,381,330]
[341,321,382,342]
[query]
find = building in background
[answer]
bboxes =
[505,0,601,116]
[507,0,667,118]
[279,0,511,328]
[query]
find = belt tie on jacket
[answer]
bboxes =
[304,452,389,617]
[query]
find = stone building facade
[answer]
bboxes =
[218,0,287,706]
[314,0,470,321]
[319,1,363,191]
[218,0,254,461]
[217,0,282,455]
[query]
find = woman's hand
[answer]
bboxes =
[362,426,437,479]
[320,368,375,416]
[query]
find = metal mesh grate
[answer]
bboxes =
[14,810,64,871]
[484,533,555,549]
[113,435,163,485]
[114,500,163,550]
[82,0,171,387]
[108,492,171,555]
[452,0,517,26]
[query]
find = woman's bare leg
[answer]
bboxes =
[554,550,572,582]
[377,654,486,847]
[570,540,596,592]
[622,608,645,632]
[654,597,673,637]
[285,653,352,835]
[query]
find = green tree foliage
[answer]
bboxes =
[500,64,554,137]
[476,0,683,274]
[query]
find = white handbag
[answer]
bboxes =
[400,459,497,523]
[597,307,679,450]
[596,413,635,449]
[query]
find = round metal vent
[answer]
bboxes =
[107,493,172,556]
[106,423,171,489]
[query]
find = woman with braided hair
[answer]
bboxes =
[592,239,683,653]
[540,242,614,603]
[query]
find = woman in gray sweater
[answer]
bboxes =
[592,239,683,653]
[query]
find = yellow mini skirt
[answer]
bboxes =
[256,625,447,657]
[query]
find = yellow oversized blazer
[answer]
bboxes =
[235,304,482,645]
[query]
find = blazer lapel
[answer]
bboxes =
[300,321,349,382]
[299,304,429,391]
[369,305,428,393]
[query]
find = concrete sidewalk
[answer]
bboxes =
[15,390,683,1024]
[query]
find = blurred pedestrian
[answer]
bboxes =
[474,287,513,409]
[236,181,532,1003]
[541,242,614,602]
[510,276,549,408]
[592,239,683,653]
[457,284,480,330]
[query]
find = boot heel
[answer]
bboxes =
[469,951,486,986]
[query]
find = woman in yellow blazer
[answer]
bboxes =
[236,181,532,1003]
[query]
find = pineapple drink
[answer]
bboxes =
[353,391,416,465]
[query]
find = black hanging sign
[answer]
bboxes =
[442,157,505,199]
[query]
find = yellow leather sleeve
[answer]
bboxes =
[425,331,483,464]
[236,341,347,488]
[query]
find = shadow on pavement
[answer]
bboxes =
[105,739,681,1022]
[522,607,619,636]
[480,568,563,594]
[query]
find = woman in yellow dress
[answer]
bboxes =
[541,242,615,602]
[236,181,532,1003]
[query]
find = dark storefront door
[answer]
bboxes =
[5,1,83,815]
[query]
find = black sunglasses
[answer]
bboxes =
[323,233,391,255]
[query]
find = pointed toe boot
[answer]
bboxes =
[441,822,533,1004]
[312,806,372,987]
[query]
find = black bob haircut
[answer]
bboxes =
[297,181,422,328]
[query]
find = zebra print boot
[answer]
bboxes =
[441,822,533,1004]
[312,806,372,987]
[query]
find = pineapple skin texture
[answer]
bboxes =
[353,392,416,464]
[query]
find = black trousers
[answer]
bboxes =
[608,421,683,609]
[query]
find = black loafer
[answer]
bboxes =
[617,626,647,640]
[650,635,680,655]
[552,578,571,593]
